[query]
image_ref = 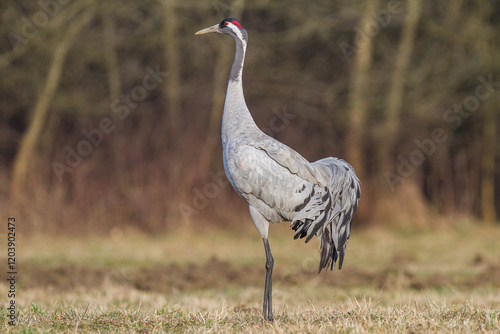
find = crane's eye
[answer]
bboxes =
[224,22,229,26]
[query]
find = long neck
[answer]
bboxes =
[229,33,246,82]
[221,33,259,145]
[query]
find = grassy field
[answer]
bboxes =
[1,221,499,332]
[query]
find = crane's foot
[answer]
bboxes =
[262,279,273,321]
[262,299,273,321]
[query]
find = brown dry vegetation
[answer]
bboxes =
[1,0,500,232]
[1,223,499,332]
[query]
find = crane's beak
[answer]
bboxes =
[195,24,221,35]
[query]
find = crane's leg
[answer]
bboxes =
[262,238,274,321]
[248,206,274,321]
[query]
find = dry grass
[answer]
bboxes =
[3,298,500,333]
[1,221,499,332]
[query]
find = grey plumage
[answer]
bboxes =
[225,133,360,272]
[196,18,360,321]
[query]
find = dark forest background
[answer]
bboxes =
[1,0,499,233]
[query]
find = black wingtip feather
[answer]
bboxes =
[338,252,345,270]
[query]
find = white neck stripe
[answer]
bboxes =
[227,22,247,48]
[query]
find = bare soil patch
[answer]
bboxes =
[20,256,500,293]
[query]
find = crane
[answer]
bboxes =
[195,18,360,321]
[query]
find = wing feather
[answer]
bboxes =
[225,141,322,222]
[312,157,360,271]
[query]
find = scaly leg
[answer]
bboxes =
[262,238,274,321]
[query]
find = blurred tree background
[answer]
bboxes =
[1,0,499,233]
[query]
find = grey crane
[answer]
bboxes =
[195,18,360,321]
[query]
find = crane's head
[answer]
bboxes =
[195,18,247,42]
